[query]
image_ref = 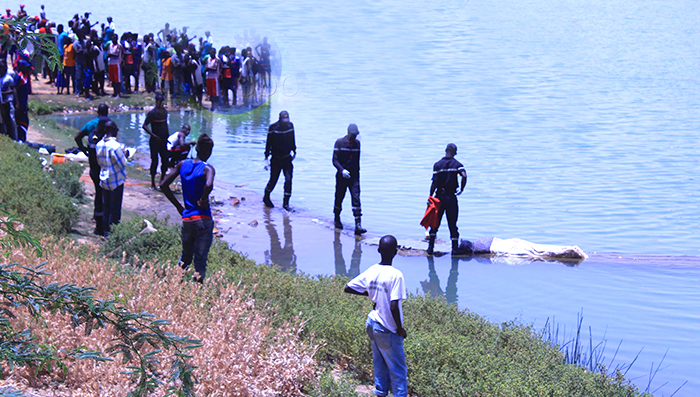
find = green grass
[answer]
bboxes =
[103,217,648,396]
[0,135,79,236]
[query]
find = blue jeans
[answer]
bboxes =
[365,317,408,397]
[180,218,214,281]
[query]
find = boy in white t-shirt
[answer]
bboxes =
[345,235,408,397]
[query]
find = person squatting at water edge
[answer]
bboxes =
[160,134,216,283]
[344,235,408,397]
[427,143,467,256]
[333,123,367,235]
[74,103,111,236]
[263,110,296,211]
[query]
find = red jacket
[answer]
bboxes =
[420,196,441,230]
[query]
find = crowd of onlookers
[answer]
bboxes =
[0,4,275,143]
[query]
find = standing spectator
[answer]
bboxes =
[106,34,122,98]
[160,133,216,283]
[172,48,183,105]
[231,47,240,106]
[90,37,106,96]
[263,110,296,210]
[344,235,408,397]
[219,46,232,107]
[161,51,174,103]
[0,63,16,140]
[142,93,170,189]
[189,51,203,105]
[427,143,467,256]
[332,123,366,235]
[73,33,87,97]
[204,48,219,111]
[132,34,143,93]
[60,36,76,95]
[75,104,110,235]
[13,50,32,142]
[96,120,127,237]
[121,33,135,94]
[142,34,158,93]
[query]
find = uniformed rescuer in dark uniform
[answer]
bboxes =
[264,110,296,211]
[333,123,367,235]
[427,143,467,255]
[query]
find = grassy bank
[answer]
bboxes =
[105,216,647,397]
[2,116,648,396]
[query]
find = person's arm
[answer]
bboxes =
[290,126,296,159]
[429,180,437,197]
[333,140,343,172]
[390,300,407,338]
[74,123,90,154]
[142,113,160,141]
[458,169,467,195]
[197,165,215,208]
[344,285,368,296]
[264,128,272,160]
[159,161,184,215]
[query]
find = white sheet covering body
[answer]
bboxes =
[489,238,588,260]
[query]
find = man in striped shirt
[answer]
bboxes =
[96,120,128,237]
[427,143,467,256]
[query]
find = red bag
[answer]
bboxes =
[420,196,441,230]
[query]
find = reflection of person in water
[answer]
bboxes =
[334,231,362,278]
[420,256,461,304]
[264,212,297,272]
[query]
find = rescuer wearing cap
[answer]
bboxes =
[263,110,296,210]
[333,123,366,235]
[427,143,467,255]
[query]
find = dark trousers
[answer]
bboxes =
[62,65,76,91]
[149,137,169,179]
[265,158,293,198]
[93,69,105,94]
[221,77,232,106]
[0,101,16,140]
[180,218,214,281]
[123,64,134,92]
[429,194,459,242]
[102,184,124,236]
[88,149,104,232]
[75,63,84,94]
[334,174,362,217]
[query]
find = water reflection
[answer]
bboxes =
[333,231,362,278]
[421,256,462,304]
[263,211,297,273]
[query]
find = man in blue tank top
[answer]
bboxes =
[160,134,216,283]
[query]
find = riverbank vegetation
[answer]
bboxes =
[0,128,650,395]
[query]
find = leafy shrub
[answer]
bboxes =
[309,370,360,397]
[0,135,76,235]
[50,161,85,201]
[99,215,181,263]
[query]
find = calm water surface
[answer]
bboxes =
[54,0,700,394]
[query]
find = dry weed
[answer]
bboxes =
[1,237,319,396]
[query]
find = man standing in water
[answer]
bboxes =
[142,93,169,189]
[427,143,467,256]
[344,235,408,397]
[263,110,296,211]
[332,123,366,235]
[160,134,216,283]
